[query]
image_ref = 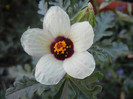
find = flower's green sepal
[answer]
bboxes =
[88,2,95,27]
[71,2,95,27]
[71,7,88,24]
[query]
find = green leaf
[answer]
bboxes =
[37,0,48,15]
[94,11,115,42]
[8,64,33,80]
[104,42,129,58]
[53,79,75,99]
[90,41,128,61]
[84,71,103,84]
[60,79,69,99]
[68,81,77,99]
[89,45,112,62]
[5,76,45,99]
[70,79,102,99]
[53,79,66,99]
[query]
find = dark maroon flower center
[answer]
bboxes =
[50,36,74,60]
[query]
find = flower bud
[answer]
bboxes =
[88,2,95,27]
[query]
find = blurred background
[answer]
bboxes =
[0,0,133,99]
[0,0,41,98]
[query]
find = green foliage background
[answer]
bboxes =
[0,0,133,99]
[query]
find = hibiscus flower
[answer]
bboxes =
[21,6,95,85]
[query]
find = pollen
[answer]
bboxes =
[41,42,44,45]
[54,40,69,56]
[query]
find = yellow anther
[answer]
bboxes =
[54,40,66,54]
[40,40,44,46]
[53,40,71,56]
[61,51,64,54]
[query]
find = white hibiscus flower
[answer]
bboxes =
[21,6,95,85]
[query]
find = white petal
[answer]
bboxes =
[35,54,66,85]
[21,28,51,58]
[63,52,95,79]
[69,21,94,52]
[43,6,70,37]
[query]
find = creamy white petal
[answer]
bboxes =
[21,28,51,58]
[35,54,66,85]
[43,6,70,37]
[69,21,94,52]
[63,51,95,79]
